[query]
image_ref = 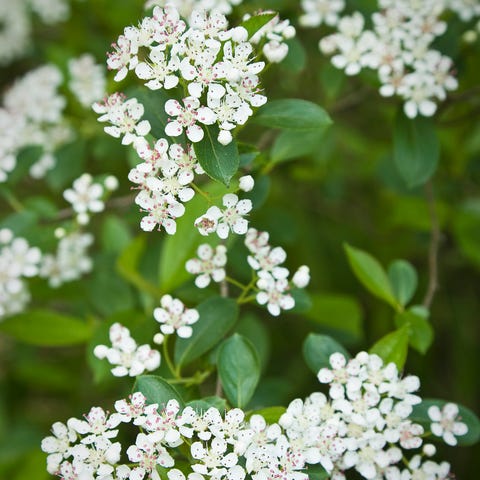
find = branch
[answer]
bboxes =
[422,181,441,309]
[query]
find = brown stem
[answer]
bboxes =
[422,181,441,309]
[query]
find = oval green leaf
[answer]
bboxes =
[388,259,418,307]
[344,243,399,310]
[174,296,238,367]
[302,333,350,374]
[393,114,440,189]
[252,99,332,131]
[369,325,409,369]
[133,375,184,408]
[240,12,277,38]
[395,310,434,355]
[411,399,480,446]
[217,333,260,408]
[0,310,92,346]
[193,125,239,186]
[186,396,227,414]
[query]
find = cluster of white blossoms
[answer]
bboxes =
[94,322,161,377]
[245,228,310,316]
[144,0,243,18]
[104,5,268,145]
[128,137,204,233]
[186,244,228,288]
[68,54,107,108]
[0,228,41,320]
[63,173,117,225]
[39,232,94,288]
[0,65,72,182]
[277,351,455,479]
[245,12,296,64]
[0,0,70,66]
[43,351,466,480]
[153,294,200,339]
[305,0,480,118]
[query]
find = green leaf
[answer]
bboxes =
[252,99,332,131]
[217,334,260,408]
[117,236,160,297]
[248,406,286,424]
[411,399,480,446]
[240,12,277,38]
[174,296,238,367]
[344,243,399,310]
[133,375,184,408]
[0,310,92,346]
[186,396,227,414]
[271,129,326,164]
[236,314,270,371]
[302,333,350,374]
[393,114,440,188]
[281,37,307,73]
[388,259,418,307]
[306,464,330,480]
[306,293,364,343]
[126,87,172,139]
[369,325,409,369]
[395,310,434,354]
[101,215,132,254]
[193,125,239,186]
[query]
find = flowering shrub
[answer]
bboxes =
[1,1,480,479]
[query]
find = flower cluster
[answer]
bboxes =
[43,350,464,480]
[186,244,228,288]
[68,54,107,108]
[245,228,310,316]
[144,0,243,18]
[308,0,480,118]
[94,322,161,377]
[63,173,111,225]
[128,137,203,233]
[246,12,296,63]
[153,294,200,339]
[105,5,267,145]
[0,0,70,66]
[0,228,41,320]
[40,231,94,288]
[279,351,457,479]
[0,64,72,182]
[93,93,151,146]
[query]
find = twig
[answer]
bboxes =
[422,181,441,309]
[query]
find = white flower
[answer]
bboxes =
[127,432,174,479]
[185,244,227,288]
[41,421,78,474]
[153,294,199,338]
[165,97,216,142]
[300,0,346,27]
[69,54,106,107]
[195,194,252,239]
[63,173,105,221]
[238,175,254,192]
[94,95,151,145]
[428,403,468,446]
[292,266,310,288]
[136,191,185,233]
[256,272,295,317]
[93,323,161,377]
[39,233,93,288]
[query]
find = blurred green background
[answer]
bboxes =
[1,0,479,478]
